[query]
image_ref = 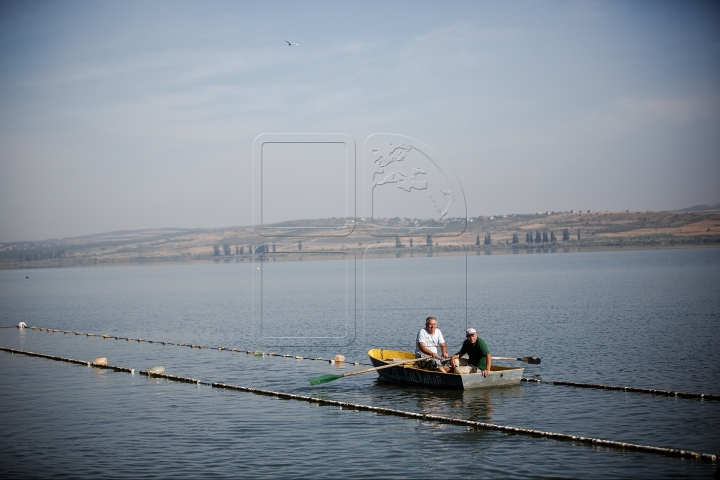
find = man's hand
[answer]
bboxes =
[483,354,492,378]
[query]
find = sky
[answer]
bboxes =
[0,0,719,242]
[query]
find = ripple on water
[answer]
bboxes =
[0,249,718,477]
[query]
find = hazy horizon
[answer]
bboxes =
[1,1,719,243]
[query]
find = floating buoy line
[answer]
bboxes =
[0,345,716,463]
[13,324,366,366]
[9,324,720,402]
[0,346,134,373]
[541,379,720,401]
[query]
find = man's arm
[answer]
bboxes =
[440,343,448,359]
[417,342,440,359]
[482,354,492,377]
[450,342,466,363]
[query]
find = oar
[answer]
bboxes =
[310,356,429,386]
[492,356,541,364]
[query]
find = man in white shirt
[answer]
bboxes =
[415,316,451,373]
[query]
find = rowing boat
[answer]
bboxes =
[368,348,523,389]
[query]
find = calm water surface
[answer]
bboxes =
[1,248,719,478]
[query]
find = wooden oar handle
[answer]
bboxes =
[343,356,429,378]
[492,356,542,364]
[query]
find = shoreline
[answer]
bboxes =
[2,242,718,270]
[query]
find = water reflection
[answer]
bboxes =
[367,379,524,424]
[92,366,109,386]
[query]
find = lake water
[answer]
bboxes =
[1,248,719,478]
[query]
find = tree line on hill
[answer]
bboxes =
[475,228,576,246]
[211,227,584,255]
[19,249,65,261]
[213,243,280,256]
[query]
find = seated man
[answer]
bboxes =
[415,316,451,373]
[451,328,492,377]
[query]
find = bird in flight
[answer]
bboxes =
[284,38,299,46]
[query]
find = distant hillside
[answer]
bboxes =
[1,210,719,269]
[674,203,720,213]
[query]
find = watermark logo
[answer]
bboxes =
[252,133,467,347]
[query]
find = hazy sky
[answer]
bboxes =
[1,1,719,242]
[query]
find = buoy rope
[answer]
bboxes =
[10,326,720,401]
[0,346,134,372]
[209,381,717,463]
[16,324,368,365]
[521,378,720,401]
[548,379,720,401]
[0,346,716,462]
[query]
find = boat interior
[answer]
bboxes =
[369,348,521,375]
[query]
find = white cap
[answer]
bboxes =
[466,328,476,335]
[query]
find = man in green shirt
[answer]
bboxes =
[450,328,492,377]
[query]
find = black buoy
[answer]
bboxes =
[25,276,29,279]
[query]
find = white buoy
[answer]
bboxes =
[92,357,108,366]
[334,354,345,363]
[18,322,26,329]
[148,366,165,375]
